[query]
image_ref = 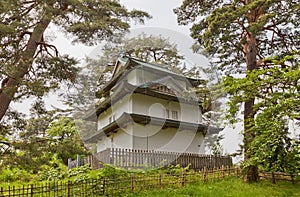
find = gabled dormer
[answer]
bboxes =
[97,56,205,98]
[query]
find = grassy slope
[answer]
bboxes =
[126,177,300,197]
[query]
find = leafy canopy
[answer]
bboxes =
[224,53,300,174]
[175,0,300,73]
[0,0,150,122]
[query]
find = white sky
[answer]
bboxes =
[51,0,193,62]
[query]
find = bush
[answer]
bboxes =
[68,165,91,183]
[97,164,130,178]
[38,166,67,181]
[0,167,34,182]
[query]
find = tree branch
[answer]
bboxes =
[19,31,32,39]
[0,141,10,146]
[11,2,36,21]
[36,42,59,57]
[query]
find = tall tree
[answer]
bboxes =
[0,0,150,122]
[2,99,88,171]
[224,53,300,182]
[175,1,300,182]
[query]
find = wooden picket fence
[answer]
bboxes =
[85,148,233,170]
[68,155,104,170]
[0,166,238,197]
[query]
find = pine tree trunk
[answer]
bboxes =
[243,164,259,182]
[243,32,259,182]
[0,16,51,122]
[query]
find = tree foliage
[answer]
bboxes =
[0,0,150,122]
[175,0,300,182]
[224,53,300,176]
[205,134,224,156]
[175,0,300,72]
[1,100,87,172]
[122,33,184,67]
[47,116,88,165]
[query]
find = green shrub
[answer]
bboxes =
[97,164,130,178]
[38,166,67,181]
[0,167,34,182]
[165,164,191,175]
[68,165,91,177]
[67,165,91,183]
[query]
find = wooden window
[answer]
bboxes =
[172,110,178,120]
[165,109,170,119]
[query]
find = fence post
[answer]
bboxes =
[76,154,81,167]
[271,172,276,184]
[235,166,239,177]
[291,174,295,185]
[67,158,72,170]
[181,169,185,187]
[203,166,207,182]
[30,184,34,197]
[221,165,225,178]
[159,173,162,189]
[131,174,135,191]
[67,181,71,197]
[102,178,106,195]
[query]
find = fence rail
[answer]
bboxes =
[259,171,299,184]
[91,148,233,170]
[0,179,104,197]
[1,167,299,196]
[0,166,238,197]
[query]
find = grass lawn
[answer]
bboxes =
[126,177,300,197]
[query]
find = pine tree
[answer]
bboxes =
[174,0,300,182]
[0,0,150,122]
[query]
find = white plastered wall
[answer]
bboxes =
[96,126,134,152]
[132,94,201,123]
[96,94,132,152]
[132,123,205,154]
[111,126,133,149]
[97,94,132,130]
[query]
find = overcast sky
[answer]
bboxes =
[120,0,190,33]
[52,0,192,61]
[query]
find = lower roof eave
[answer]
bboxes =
[83,113,222,142]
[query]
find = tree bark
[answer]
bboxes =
[0,15,52,122]
[243,31,259,182]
